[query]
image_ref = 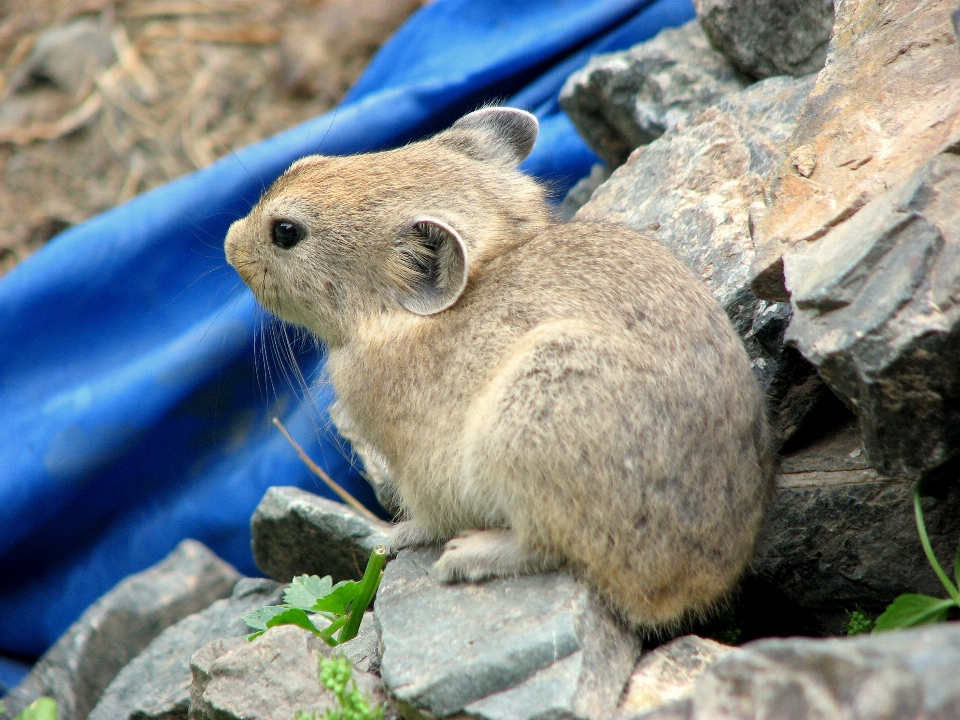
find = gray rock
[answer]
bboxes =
[617,636,734,717]
[251,486,391,583]
[634,621,960,720]
[693,0,834,79]
[188,625,386,720]
[557,163,611,221]
[783,134,960,474]
[87,578,282,720]
[559,20,751,166]
[754,420,960,630]
[17,19,115,95]
[337,612,382,675]
[376,548,639,720]
[579,74,822,445]
[4,540,239,720]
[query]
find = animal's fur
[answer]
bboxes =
[225,107,774,630]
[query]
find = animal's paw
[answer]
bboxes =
[430,528,559,583]
[388,520,441,553]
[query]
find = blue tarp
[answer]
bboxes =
[0,0,694,675]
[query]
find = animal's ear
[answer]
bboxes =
[436,107,538,166]
[394,217,469,316]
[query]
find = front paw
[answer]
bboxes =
[388,520,441,553]
[429,528,556,583]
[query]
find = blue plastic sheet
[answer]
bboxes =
[0,0,694,666]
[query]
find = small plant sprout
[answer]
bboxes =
[3,699,58,720]
[874,483,960,631]
[844,607,873,635]
[244,544,386,646]
[296,656,384,720]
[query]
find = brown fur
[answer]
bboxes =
[225,108,774,630]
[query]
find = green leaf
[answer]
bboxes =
[312,581,359,616]
[13,698,58,720]
[284,575,334,611]
[873,594,956,632]
[264,608,325,635]
[242,606,289,631]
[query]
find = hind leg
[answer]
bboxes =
[430,528,561,582]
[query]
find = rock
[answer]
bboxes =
[617,636,735,717]
[87,578,282,720]
[557,163,611,221]
[376,548,639,720]
[251,486,391,583]
[3,540,239,720]
[633,621,960,720]
[693,0,834,80]
[754,419,960,631]
[781,135,960,474]
[337,612,382,675]
[559,20,751,166]
[750,0,960,301]
[17,19,115,96]
[188,625,386,720]
[578,75,822,444]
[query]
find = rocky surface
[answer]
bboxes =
[189,625,386,720]
[755,420,960,631]
[251,485,391,583]
[693,0,834,80]
[751,0,960,301]
[3,540,239,720]
[559,20,751,166]
[86,578,281,720]
[578,74,822,444]
[782,135,960,475]
[617,636,734,718]
[376,547,639,720]
[632,622,960,720]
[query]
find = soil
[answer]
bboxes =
[0,0,424,276]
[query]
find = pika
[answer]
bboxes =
[225,107,773,629]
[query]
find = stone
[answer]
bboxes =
[3,540,240,720]
[559,20,751,166]
[750,0,960,301]
[578,75,822,445]
[337,612,382,675]
[557,163,611,221]
[781,136,960,474]
[87,578,282,720]
[753,419,960,631]
[693,0,834,80]
[251,486,391,583]
[616,636,735,717]
[632,621,960,720]
[376,548,639,720]
[188,625,386,720]
[17,19,115,96]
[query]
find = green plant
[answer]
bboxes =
[844,607,873,635]
[1,698,58,720]
[244,544,386,646]
[295,656,384,720]
[873,483,960,631]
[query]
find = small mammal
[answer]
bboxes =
[225,107,773,629]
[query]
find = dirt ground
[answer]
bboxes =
[0,0,423,276]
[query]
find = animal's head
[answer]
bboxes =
[225,107,547,346]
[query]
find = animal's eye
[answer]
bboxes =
[271,219,304,249]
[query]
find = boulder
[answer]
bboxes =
[578,74,822,444]
[631,622,960,720]
[188,625,386,720]
[693,0,834,80]
[782,135,960,474]
[251,486,391,583]
[376,548,639,720]
[86,578,282,720]
[559,20,751,166]
[754,419,960,631]
[750,0,960,301]
[3,540,239,720]
[616,636,734,717]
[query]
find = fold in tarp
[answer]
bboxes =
[0,0,694,666]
